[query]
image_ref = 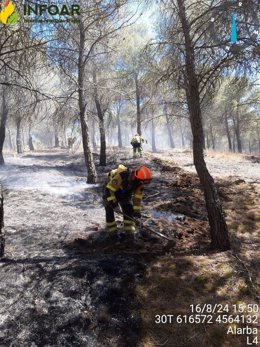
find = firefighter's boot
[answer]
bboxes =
[106,221,118,233]
[123,219,136,232]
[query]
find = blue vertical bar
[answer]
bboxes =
[231,13,237,43]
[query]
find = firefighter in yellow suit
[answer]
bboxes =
[103,165,152,232]
[131,134,145,158]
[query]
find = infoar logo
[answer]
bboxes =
[0,0,19,25]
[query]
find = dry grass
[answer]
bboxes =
[137,252,259,347]
[205,150,245,161]
[137,156,260,347]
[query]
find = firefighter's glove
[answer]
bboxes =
[133,211,141,219]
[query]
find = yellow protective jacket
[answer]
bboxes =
[105,165,144,212]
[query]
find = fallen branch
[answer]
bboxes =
[232,252,257,292]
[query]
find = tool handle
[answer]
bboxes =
[115,208,172,241]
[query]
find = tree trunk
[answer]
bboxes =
[177,0,230,251]
[151,117,157,152]
[7,127,13,151]
[206,131,210,149]
[16,117,23,154]
[232,113,239,152]
[22,127,25,150]
[232,126,236,152]
[29,135,34,151]
[91,118,97,150]
[116,109,123,148]
[0,191,4,257]
[209,123,215,150]
[181,128,185,148]
[93,70,106,166]
[224,110,232,151]
[134,73,142,136]
[54,131,59,147]
[97,108,106,166]
[0,86,8,165]
[63,124,67,148]
[235,111,242,153]
[28,124,34,151]
[78,19,97,183]
[257,125,260,154]
[165,111,175,148]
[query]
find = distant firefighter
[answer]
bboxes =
[103,164,152,233]
[130,133,146,158]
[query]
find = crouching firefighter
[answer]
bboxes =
[103,165,152,233]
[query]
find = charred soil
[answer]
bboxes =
[0,148,259,347]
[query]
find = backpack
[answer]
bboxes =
[131,136,140,145]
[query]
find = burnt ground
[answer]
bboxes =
[0,150,147,347]
[158,148,260,184]
[0,148,259,347]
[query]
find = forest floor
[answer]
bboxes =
[159,148,260,183]
[0,148,259,347]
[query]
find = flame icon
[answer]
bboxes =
[0,0,19,25]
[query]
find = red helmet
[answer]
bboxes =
[134,166,152,183]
